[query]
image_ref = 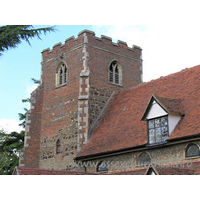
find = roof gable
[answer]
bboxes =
[141,94,185,120]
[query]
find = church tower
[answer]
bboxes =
[19,30,143,171]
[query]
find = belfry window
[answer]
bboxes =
[56,139,61,154]
[109,61,122,85]
[56,63,67,86]
[148,116,169,144]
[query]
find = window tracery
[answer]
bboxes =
[109,61,122,85]
[56,63,67,86]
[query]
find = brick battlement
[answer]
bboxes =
[41,29,142,62]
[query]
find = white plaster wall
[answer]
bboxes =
[168,114,182,135]
[146,101,167,119]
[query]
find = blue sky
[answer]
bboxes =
[1,24,200,133]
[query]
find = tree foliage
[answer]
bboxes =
[0,130,24,175]
[18,78,41,128]
[0,25,56,56]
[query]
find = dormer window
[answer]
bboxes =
[148,116,169,144]
[141,94,184,145]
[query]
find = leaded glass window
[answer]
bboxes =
[97,161,108,172]
[137,152,151,166]
[148,116,169,144]
[186,144,200,158]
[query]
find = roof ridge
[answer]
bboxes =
[119,64,200,97]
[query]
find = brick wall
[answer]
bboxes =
[19,84,44,168]
[20,30,143,171]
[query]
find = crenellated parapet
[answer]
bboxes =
[41,29,142,63]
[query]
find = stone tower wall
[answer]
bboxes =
[20,30,143,171]
[84,31,143,129]
[38,34,85,171]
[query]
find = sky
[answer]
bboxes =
[1,24,200,133]
[1,1,200,196]
[1,0,200,134]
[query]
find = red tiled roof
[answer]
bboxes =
[13,160,200,175]
[141,94,185,120]
[13,166,96,175]
[77,65,200,158]
[153,166,195,175]
[107,168,147,175]
[153,94,185,116]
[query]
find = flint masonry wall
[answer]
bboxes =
[77,141,200,173]
[39,34,86,170]
[20,30,143,171]
[84,31,143,128]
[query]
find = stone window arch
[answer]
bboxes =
[137,152,151,166]
[185,143,200,158]
[56,62,67,86]
[56,139,61,154]
[96,161,108,172]
[108,60,122,86]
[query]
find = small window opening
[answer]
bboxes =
[56,139,61,154]
[137,152,151,166]
[186,143,200,158]
[97,161,108,172]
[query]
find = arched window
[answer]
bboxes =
[56,139,61,154]
[109,61,122,85]
[186,143,200,158]
[56,63,67,86]
[137,152,151,166]
[97,161,108,172]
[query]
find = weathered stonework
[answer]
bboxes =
[89,87,113,125]
[39,111,78,171]
[76,140,200,173]
[77,32,90,152]
[20,30,142,171]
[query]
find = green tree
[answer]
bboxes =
[18,78,41,128]
[0,25,56,56]
[0,130,25,175]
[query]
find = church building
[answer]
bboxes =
[13,30,200,175]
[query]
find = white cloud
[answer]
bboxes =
[25,84,38,98]
[92,25,200,82]
[0,119,24,133]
